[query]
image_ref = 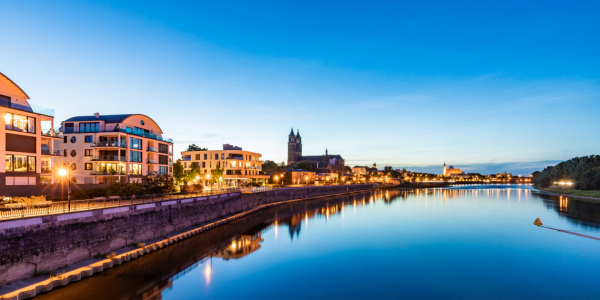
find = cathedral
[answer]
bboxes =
[287,128,345,168]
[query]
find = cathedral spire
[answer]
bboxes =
[289,127,294,136]
[296,129,301,138]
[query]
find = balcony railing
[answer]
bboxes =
[226,156,244,160]
[90,141,126,148]
[40,148,63,156]
[62,127,173,143]
[41,167,52,174]
[147,146,158,152]
[90,170,126,175]
[90,155,127,162]
[181,157,191,161]
[147,159,158,164]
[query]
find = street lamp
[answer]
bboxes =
[58,167,71,211]
[305,176,308,185]
[206,173,211,191]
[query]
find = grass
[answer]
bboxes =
[538,187,600,199]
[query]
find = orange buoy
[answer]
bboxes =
[534,218,543,226]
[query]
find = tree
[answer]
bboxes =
[279,161,286,168]
[384,166,393,172]
[344,166,352,173]
[173,159,184,184]
[143,175,176,194]
[185,163,201,183]
[211,165,224,184]
[291,160,316,171]
[186,144,207,151]
[262,160,278,173]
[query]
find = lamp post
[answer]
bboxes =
[58,167,71,211]
[206,173,211,192]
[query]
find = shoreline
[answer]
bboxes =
[0,187,379,300]
[531,186,600,201]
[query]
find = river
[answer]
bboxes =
[34,184,600,299]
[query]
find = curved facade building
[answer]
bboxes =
[54,113,173,184]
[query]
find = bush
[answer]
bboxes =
[182,183,203,192]
[106,252,117,259]
[71,188,107,200]
[106,182,142,197]
[136,242,146,248]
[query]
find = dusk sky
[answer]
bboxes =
[1,0,599,175]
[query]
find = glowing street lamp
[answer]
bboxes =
[58,167,72,211]
[305,176,308,185]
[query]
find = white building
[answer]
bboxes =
[54,113,173,184]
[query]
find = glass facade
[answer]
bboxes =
[5,113,35,133]
[130,138,142,150]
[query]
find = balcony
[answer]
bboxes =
[90,155,127,162]
[147,158,158,164]
[147,146,158,152]
[91,170,126,175]
[62,127,173,143]
[169,161,173,166]
[91,141,126,148]
[226,156,244,160]
[182,157,191,161]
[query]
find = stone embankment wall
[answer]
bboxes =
[0,184,374,287]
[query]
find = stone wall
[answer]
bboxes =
[0,183,110,198]
[0,184,374,287]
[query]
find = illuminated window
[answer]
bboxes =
[130,164,142,175]
[5,155,12,171]
[28,157,35,172]
[14,155,27,172]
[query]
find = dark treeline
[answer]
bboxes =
[532,155,600,189]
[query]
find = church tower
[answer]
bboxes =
[288,128,302,165]
[443,162,447,175]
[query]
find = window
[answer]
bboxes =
[215,154,219,160]
[85,163,92,170]
[70,150,77,157]
[202,162,205,168]
[130,151,142,162]
[28,157,35,172]
[159,144,168,154]
[196,154,200,160]
[85,149,93,156]
[130,164,142,175]
[79,122,99,133]
[63,136,67,143]
[184,162,187,168]
[4,113,35,133]
[130,138,142,150]
[204,153,207,160]
[5,155,12,171]
[221,153,224,160]
[159,166,168,175]
[70,136,77,143]
[63,149,67,157]
[85,135,93,143]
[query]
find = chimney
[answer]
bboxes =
[94,112,100,119]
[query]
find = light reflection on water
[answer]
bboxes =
[34,185,600,300]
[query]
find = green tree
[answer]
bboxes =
[186,144,207,151]
[185,162,201,183]
[211,165,224,184]
[262,160,278,173]
[384,166,393,172]
[143,175,176,194]
[291,160,316,171]
[343,166,352,173]
[173,159,184,184]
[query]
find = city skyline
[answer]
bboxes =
[1,1,599,175]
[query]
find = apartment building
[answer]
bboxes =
[181,144,269,186]
[54,113,173,184]
[1,72,60,187]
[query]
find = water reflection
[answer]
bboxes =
[33,185,600,300]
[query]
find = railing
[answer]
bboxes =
[226,157,243,160]
[42,148,63,156]
[240,186,273,194]
[90,141,126,148]
[90,155,126,162]
[147,159,158,164]
[90,170,126,175]
[246,166,262,170]
[148,146,158,152]
[61,127,173,143]
[0,189,240,220]
[41,167,52,174]
[41,129,60,138]
[181,157,191,161]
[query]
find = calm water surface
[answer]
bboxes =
[36,185,600,300]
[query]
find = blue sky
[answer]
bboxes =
[1,0,599,175]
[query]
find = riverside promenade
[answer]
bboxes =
[0,184,377,298]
